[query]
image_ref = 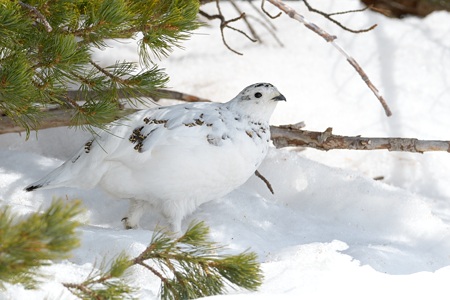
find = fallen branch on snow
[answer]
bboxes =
[2,108,449,154]
[270,125,450,153]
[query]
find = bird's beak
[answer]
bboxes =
[272,94,286,101]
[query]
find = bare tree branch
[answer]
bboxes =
[0,89,209,134]
[200,0,286,54]
[230,0,262,42]
[199,0,257,55]
[246,15,284,47]
[265,0,392,117]
[270,125,450,153]
[246,0,278,31]
[261,0,283,19]
[66,88,211,103]
[0,108,139,135]
[302,0,377,34]
[3,109,450,154]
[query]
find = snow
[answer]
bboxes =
[2,1,450,299]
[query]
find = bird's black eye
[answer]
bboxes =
[254,92,262,98]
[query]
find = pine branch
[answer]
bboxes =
[270,125,450,153]
[63,221,263,300]
[63,253,136,300]
[0,199,83,289]
[0,87,209,135]
[0,0,200,135]
[265,0,392,117]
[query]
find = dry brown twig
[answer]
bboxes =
[270,125,450,153]
[302,0,377,34]
[2,105,448,195]
[200,1,390,116]
[230,0,262,42]
[255,170,275,194]
[65,88,210,104]
[229,0,284,47]
[264,0,392,117]
[199,0,257,55]
[3,107,450,154]
[0,89,209,134]
[199,0,285,54]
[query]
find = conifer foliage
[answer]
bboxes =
[0,0,199,135]
[0,199,82,289]
[1,1,265,298]
[63,222,263,299]
[0,200,263,299]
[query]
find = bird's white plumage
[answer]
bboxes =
[25,83,285,231]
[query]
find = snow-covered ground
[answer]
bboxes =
[2,1,450,299]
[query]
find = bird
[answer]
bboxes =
[25,83,286,232]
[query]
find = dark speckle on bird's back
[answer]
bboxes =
[84,140,93,153]
[143,117,167,125]
[129,126,152,152]
[184,118,204,127]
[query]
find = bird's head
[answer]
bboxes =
[227,83,286,122]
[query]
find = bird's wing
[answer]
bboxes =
[106,102,227,166]
[24,102,228,190]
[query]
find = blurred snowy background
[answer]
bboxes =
[2,1,450,299]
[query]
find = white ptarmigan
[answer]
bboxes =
[25,83,286,232]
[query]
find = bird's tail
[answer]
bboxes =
[25,182,47,191]
[24,163,69,192]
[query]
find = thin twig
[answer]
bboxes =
[136,261,169,284]
[270,125,450,153]
[246,15,284,47]
[302,0,377,34]
[261,0,282,19]
[89,60,127,84]
[199,0,257,55]
[266,0,392,117]
[246,0,277,31]
[18,1,53,32]
[201,0,283,52]
[62,282,98,298]
[255,170,274,194]
[230,0,262,42]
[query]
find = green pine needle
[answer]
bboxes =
[63,221,263,300]
[0,199,83,289]
[0,202,262,298]
[0,0,200,135]
[134,221,264,299]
